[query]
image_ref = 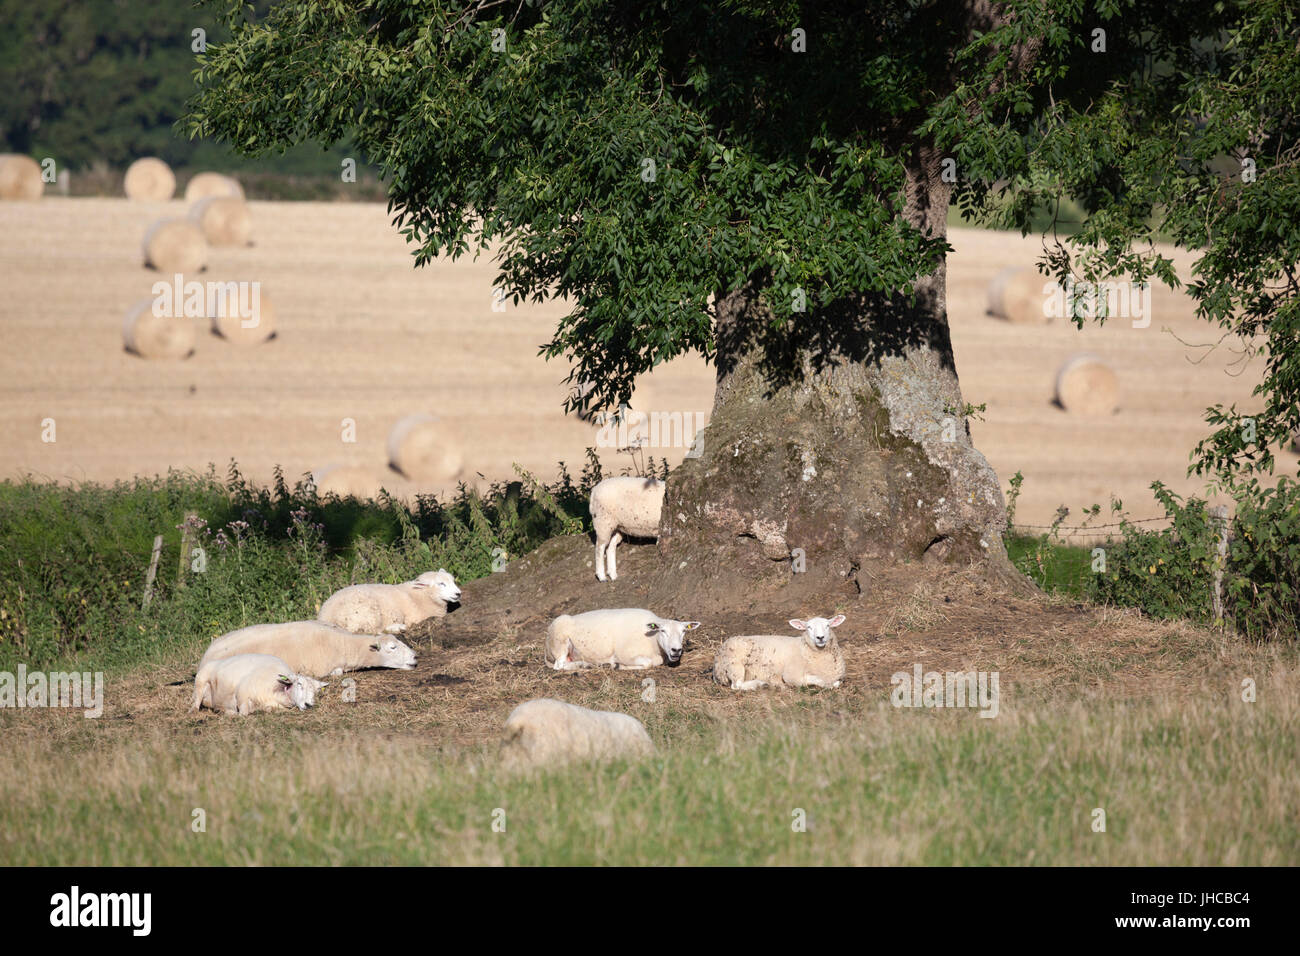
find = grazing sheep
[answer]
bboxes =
[502,698,654,765]
[190,653,326,716]
[198,621,416,679]
[317,570,461,634]
[589,476,666,581]
[545,608,700,671]
[713,615,847,691]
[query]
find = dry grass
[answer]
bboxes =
[1,573,1296,865]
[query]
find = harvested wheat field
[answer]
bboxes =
[0,197,1281,531]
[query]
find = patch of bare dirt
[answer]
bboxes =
[5,535,1266,755]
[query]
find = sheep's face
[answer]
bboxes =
[370,637,417,669]
[278,674,318,710]
[412,569,461,605]
[790,614,846,650]
[646,619,701,664]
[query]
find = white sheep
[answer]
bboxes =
[317,569,461,634]
[501,698,654,765]
[713,615,847,691]
[545,608,700,671]
[198,621,417,679]
[190,653,326,716]
[589,476,665,581]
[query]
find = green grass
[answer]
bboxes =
[1,470,1296,865]
[2,682,1294,865]
[0,460,603,673]
[1006,533,1095,596]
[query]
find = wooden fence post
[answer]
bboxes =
[1210,505,1229,626]
[142,535,164,609]
[177,512,197,588]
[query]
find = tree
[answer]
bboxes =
[188,0,1300,591]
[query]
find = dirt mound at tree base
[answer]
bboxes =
[407,533,1053,668]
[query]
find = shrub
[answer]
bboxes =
[1089,479,1300,640]
[0,457,606,672]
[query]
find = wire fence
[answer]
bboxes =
[1010,515,1174,535]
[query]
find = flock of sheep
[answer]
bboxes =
[189,475,852,766]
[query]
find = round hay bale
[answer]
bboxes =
[0,154,44,201]
[183,172,244,203]
[311,465,388,500]
[121,298,196,360]
[190,196,251,246]
[1055,354,1119,416]
[123,157,175,201]
[987,266,1055,324]
[142,218,207,274]
[210,287,275,345]
[387,415,464,482]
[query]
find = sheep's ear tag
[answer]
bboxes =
[645,622,659,632]
[277,675,292,686]
[685,622,701,630]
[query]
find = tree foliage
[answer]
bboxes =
[188,0,1300,485]
[0,0,351,174]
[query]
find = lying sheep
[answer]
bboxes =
[190,653,326,716]
[589,476,665,581]
[502,698,654,765]
[545,608,700,671]
[713,615,847,691]
[199,621,416,679]
[318,569,461,634]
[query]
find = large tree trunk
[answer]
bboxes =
[657,149,1024,597]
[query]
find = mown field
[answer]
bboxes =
[1,472,1296,866]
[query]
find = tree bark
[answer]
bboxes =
[658,148,1025,595]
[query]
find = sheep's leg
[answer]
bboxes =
[620,656,656,670]
[606,532,623,581]
[595,532,609,581]
[383,623,405,635]
[734,679,767,691]
[329,667,344,677]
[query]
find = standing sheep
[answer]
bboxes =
[198,621,416,678]
[589,476,666,581]
[545,608,700,671]
[190,653,325,716]
[713,615,847,691]
[502,698,654,765]
[318,570,461,634]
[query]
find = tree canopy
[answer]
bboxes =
[189,0,1300,487]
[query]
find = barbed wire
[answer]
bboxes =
[1010,516,1174,533]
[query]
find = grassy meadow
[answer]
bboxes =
[0,467,1296,866]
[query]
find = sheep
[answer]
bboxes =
[545,608,700,671]
[190,653,326,716]
[501,698,654,765]
[713,615,847,691]
[317,570,461,635]
[198,621,416,679]
[589,476,666,581]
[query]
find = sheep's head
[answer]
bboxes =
[411,569,461,606]
[368,637,417,670]
[789,614,846,650]
[645,618,701,664]
[277,674,318,710]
